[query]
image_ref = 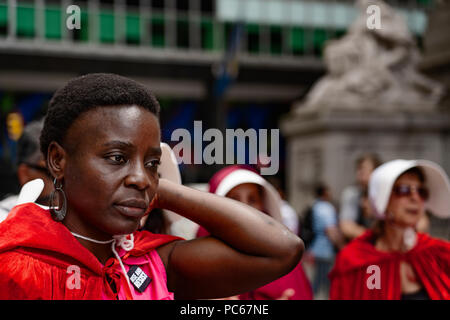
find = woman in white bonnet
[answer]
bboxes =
[329,159,450,300]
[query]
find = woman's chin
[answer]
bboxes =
[105,219,141,236]
[398,219,419,229]
[389,218,417,229]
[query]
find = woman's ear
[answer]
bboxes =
[47,141,67,180]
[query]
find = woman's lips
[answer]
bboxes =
[114,199,148,218]
[405,208,420,215]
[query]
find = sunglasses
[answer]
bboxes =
[392,184,429,201]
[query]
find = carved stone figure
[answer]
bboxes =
[295,0,444,113]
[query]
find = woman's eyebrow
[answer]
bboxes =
[148,146,162,156]
[102,140,134,150]
[102,141,162,155]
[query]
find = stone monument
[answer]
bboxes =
[280,0,450,223]
[419,0,450,239]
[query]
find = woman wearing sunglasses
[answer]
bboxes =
[329,159,450,300]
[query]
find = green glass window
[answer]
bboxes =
[176,17,189,49]
[17,4,35,38]
[126,12,140,45]
[246,23,259,54]
[291,27,305,55]
[270,26,282,55]
[200,17,214,50]
[78,11,89,42]
[99,10,114,43]
[45,6,61,40]
[0,4,7,26]
[0,3,7,36]
[151,14,164,47]
[313,29,328,56]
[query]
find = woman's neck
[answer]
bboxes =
[376,222,411,252]
[72,237,113,264]
[63,215,114,264]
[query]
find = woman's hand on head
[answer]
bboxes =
[148,189,160,212]
[154,180,304,299]
[147,178,172,212]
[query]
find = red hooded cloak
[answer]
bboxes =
[0,203,180,299]
[329,230,450,300]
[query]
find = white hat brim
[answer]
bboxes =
[214,169,283,223]
[369,159,450,219]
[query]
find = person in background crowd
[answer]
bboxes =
[0,119,53,222]
[0,73,303,300]
[0,158,19,200]
[339,153,382,241]
[266,176,299,235]
[330,159,450,300]
[306,183,345,299]
[197,165,313,300]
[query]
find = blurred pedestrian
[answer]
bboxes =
[330,159,450,300]
[307,183,345,299]
[339,153,382,241]
[197,165,313,300]
[266,176,299,234]
[0,119,53,222]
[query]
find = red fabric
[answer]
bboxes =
[329,230,450,300]
[0,203,181,300]
[196,225,209,238]
[239,262,313,300]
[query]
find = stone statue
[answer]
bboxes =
[295,0,444,113]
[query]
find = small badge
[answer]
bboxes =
[127,265,152,293]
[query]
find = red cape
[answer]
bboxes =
[0,203,180,300]
[329,230,450,300]
[239,262,313,300]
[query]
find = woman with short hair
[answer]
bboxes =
[0,73,303,300]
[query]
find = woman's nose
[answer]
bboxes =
[410,188,424,202]
[124,162,150,190]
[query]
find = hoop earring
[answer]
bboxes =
[50,178,67,221]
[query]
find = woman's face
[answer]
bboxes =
[356,159,375,188]
[385,172,426,228]
[55,105,161,238]
[226,183,265,213]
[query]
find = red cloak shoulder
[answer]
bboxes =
[0,203,181,299]
[329,230,450,300]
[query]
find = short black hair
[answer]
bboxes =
[17,119,45,166]
[40,73,160,159]
[314,183,328,198]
